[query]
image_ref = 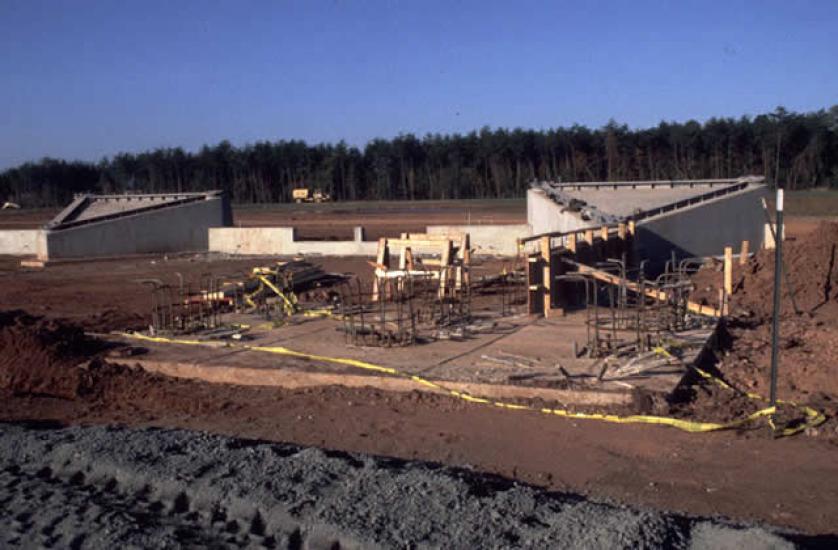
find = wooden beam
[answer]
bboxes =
[386,238,453,248]
[564,259,720,317]
[541,236,552,316]
[739,240,749,265]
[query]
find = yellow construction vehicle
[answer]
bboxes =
[291,188,331,203]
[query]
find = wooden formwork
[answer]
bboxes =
[371,232,470,301]
[520,222,635,317]
[519,221,734,318]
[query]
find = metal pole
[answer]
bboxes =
[769,189,784,407]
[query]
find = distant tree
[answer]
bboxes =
[2,105,836,207]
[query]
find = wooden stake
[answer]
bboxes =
[724,246,733,314]
[740,240,749,265]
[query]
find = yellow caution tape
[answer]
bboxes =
[122,332,824,437]
[653,346,824,437]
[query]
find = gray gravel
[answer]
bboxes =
[0,421,816,549]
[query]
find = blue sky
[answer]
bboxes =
[1,0,836,168]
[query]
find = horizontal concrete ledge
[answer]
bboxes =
[134,359,633,407]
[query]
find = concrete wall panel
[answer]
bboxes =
[44,196,228,260]
[426,224,531,256]
[635,186,767,272]
[208,227,377,256]
[209,227,295,255]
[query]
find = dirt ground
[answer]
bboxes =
[1,203,838,539]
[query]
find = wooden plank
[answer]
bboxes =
[740,240,749,265]
[386,238,452,248]
[564,259,720,317]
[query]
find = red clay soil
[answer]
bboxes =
[691,221,838,409]
[0,255,375,331]
[1,310,838,535]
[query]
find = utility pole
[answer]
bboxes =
[769,188,784,408]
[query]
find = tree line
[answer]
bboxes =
[2,106,836,207]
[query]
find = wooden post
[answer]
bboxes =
[439,239,453,299]
[600,226,609,260]
[581,228,594,264]
[527,254,541,314]
[740,240,749,265]
[541,236,552,316]
[567,233,577,254]
[372,238,389,302]
[724,246,733,315]
[453,234,470,289]
[617,223,627,257]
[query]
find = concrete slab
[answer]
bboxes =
[110,310,717,407]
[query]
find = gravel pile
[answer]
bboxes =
[0,422,812,549]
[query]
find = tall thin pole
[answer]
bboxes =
[769,188,784,407]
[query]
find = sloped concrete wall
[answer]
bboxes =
[527,188,596,235]
[427,224,531,256]
[0,230,44,256]
[635,186,767,272]
[43,196,228,260]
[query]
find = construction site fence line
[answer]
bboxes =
[119,332,824,438]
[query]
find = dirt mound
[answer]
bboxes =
[737,220,838,319]
[690,224,838,402]
[0,310,102,399]
[0,310,176,403]
[691,221,838,321]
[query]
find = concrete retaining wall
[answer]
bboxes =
[427,224,531,256]
[209,227,296,255]
[635,185,767,272]
[0,230,45,256]
[209,226,377,256]
[43,196,228,260]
